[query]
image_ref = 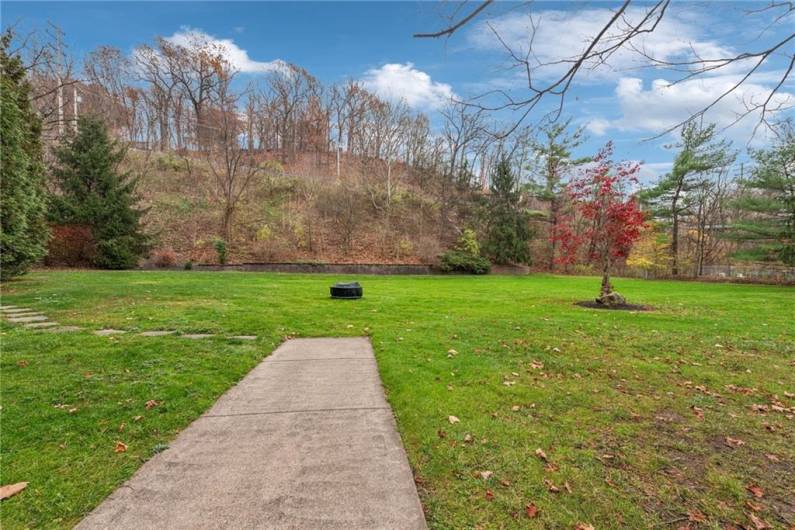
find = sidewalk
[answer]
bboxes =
[76,337,427,529]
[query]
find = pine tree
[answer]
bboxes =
[50,115,148,269]
[731,126,795,265]
[527,119,589,270]
[483,157,533,265]
[641,122,735,276]
[0,33,50,280]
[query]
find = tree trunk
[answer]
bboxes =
[600,256,612,297]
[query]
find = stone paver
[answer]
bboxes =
[181,333,215,339]
[7,315,48,323]
[140,330,176,337]
[230,335,257,340]
[94,329,126,336]
[24,322,59,329]
[44,326,81,333]
[76,337,427,530]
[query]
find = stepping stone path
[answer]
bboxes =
[25,322,59,329]
[0,305,79,332]
[45,326,82,333]
[2,305,256,341]
[7,315,48,323]
[94,329,126,336]
[140,330,176,337]
[76,337,426,530]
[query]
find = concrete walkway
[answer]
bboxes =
[77,338,426,530]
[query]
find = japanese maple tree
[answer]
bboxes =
[552,142,645,305]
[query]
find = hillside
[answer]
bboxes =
[129,149,465,266]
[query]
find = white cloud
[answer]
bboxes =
[609,75,793,142]
[361,63,455,110]
[468,6,736,82]
[586,118,611,136]
[165,27,286,74]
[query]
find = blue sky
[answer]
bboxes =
[3,1,793,181]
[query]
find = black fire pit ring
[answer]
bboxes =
[330,281,363,299]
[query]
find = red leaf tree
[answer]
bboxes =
[552,142,645,304]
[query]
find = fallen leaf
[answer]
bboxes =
[479,470,493,480]
[463,433,473,443]
[145,400,159,410]
[764,453,779,462]
[746,484,764,498]
[133,415,143,422]
[118,422,126,432]
[525,503,539,518]
[0,482,28,500]
[500,479,511,487]
[448,415,460,424]
[511,405,520,411]
[691,406,704,420]
[746,501,762,512]
[484,489,494,501]
[688,509,707,523]
[16,360,28,368]
[544,479,560,493]
[725,437,745,448]
[575,523,595,530]
[748,513,770,530]
[114,441,128,453]
[447,349,458,355]
[535,448,548,461]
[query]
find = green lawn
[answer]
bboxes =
[1,271,793,529]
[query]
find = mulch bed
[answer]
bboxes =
[575,300,652,311]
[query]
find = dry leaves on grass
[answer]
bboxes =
[145,400,160,410]
[0,482,28,500]
[114,441,128,453]
[687,509,707,523]
[747,513,771,529]
[525,503,539,518]
[725,437,746,448]
[746,484,764,498]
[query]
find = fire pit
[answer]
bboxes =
[330,281,363,299]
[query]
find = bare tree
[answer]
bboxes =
[415,1,794,139]
[204,60,269,242]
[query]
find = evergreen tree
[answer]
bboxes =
[641,122,735,275]
[731,126,795,265]
[50,115,148,269]
[0,33,50,280]
[483,157,533,264]
[526,119,589,270]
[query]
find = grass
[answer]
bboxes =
[1,271,793,529]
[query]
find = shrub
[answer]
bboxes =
[213,239,227,265]
[45,224,95,267]
[151,247,177,268]
[438,250,491,274]
[184,260,193,270]
[439,230,491,274]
